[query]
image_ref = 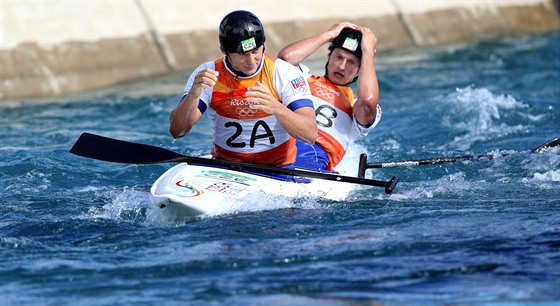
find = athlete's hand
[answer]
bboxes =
[357,27,377,55]
[191,69,219,96]
[246,81,281,115]
[327,22,358,41]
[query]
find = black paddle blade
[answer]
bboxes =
[530,137,560,153]
[70,132,186,164]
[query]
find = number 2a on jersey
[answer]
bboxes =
[225,120,276,148]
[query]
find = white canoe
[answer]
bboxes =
[150,162,357,217]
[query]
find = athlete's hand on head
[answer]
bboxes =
[246,81,280,115]
[356,26,377,55]
[327,22,358,41]
[192,69,219,96]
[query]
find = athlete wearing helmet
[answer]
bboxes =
[170,10,317,167]
[278,22,382,171]
[218,10,266,54]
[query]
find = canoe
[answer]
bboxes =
[150,162,356,217]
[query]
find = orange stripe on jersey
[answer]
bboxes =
[212,138,296,166]
[307,76,356,170]
[317,130,346,170]
[308,76,355,119]
[211,57,280,119]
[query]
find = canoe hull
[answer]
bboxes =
[151,162,358,217]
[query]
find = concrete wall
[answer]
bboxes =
[1,0,559,101]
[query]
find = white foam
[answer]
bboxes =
[523,169,560,183]
[80,188,152,223]
[441,86,530,151]
[335,142,368,177]
[387,172,485,201]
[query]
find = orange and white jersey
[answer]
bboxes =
[300,64,382,170]
[182,54,313,166]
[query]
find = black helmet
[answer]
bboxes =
[328,27,362,59]
[219,10,266,53]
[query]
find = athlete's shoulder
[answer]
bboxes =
[272,56,296,71]
[194,60,217,71]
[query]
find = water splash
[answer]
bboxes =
[336,142,369,177]
[81,188,151,223]
[387,172,485,201]
[440,86,530,150]
[523,169,560,182]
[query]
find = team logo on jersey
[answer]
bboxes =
[235,107,257,116]
[290,76,310,95]
[314,80,340,98]
[314,87,335,100]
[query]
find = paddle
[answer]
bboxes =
[360,137,560,170]
[70,132,399,194]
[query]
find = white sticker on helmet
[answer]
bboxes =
[342,37,358,52]
[241,37,257,52]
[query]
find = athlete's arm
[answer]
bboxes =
[276,105,317,145]
[277,22,358,66]
[169,68,219,139]
[353,27,379,126]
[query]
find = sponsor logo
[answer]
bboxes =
[342,37,359,52]
[175,180,204,197]
[229,98,258,116]
[290,76,311,95]
[205,182,244,196]
[315,81,340,97]
[173,170,254,198]
[241,37,257,52]
[291,76,306,89]
[201,170,254,195]
[314,87,334,100]
[198,170,255,185]
[235,107,257,116]
[230,98,255,106]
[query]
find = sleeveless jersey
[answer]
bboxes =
[182,54,313,166]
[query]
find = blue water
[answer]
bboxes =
[1,33,559,305]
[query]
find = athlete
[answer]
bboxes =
[169,10,317,167]
[277,22,382,171]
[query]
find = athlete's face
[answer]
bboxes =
[327,48,360,85]
[227,45,264,75]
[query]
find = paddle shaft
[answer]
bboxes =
[366,153,500,168]
[70,132,398,194]
[363,137,560,169]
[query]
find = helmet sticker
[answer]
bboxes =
[342,37,359,52]
[241,37,257,52]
